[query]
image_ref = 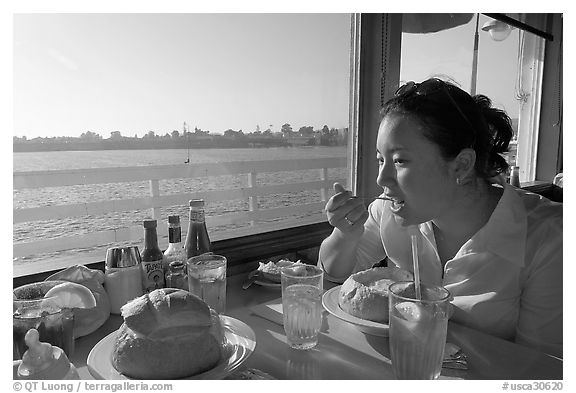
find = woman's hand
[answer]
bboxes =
[325,182,369,234]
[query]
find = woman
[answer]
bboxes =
[319,78,562,357]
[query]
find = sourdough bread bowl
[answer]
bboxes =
[111,288,224,379]
[338,267,413,323]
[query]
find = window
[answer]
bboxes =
[13,14,353,276]
[12,13,562,280]
[399,13,550,183]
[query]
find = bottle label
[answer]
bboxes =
[189,209,205,222]
[141,259,165,292]
[168,227,182,243]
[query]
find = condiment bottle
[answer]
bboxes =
[141,219,165,292]
[17,328,79,380]
[163,215,186,274]
[165,260,189,290]
[105,246,144,314]
[184,200,212,260]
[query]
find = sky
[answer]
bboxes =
[13,13,351,138]
[12,12,521,139]
[401,14,520,115]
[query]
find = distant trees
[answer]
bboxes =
[223,129,245,138]
[13,122,350,151]
[298,126,314,137]
[281,123,293,137]
[80,131,102,140]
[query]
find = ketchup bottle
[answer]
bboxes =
[184,200,212,260]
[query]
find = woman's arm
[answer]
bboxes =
[318,183,368,281]
[318,227,363,281]
[516,217,563,358]
[319,184,387,281]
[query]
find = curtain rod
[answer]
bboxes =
[483,13,554,41]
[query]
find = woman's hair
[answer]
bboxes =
[380,78,513,179]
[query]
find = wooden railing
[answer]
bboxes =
[14,157,347,270]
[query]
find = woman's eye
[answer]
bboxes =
[377,157,384,165]
[394,158,407,165]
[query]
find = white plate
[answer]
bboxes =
[254,277,281,288]
[87,316,256,380]
[322,286,389,337]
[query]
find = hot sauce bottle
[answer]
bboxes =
[141,219,165,292]
[163,215,185,274]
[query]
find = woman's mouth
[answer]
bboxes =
[389,198,405,213]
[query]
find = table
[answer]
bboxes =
[69,273,562,380]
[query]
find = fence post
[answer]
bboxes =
[248,172,257,227]
[320,167,329,202]
[150,179,161,220]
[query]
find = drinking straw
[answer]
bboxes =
[408,226,422,300]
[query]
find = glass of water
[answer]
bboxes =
[281,264,323,350]
[388,281,451,379]
[186,254,227,314]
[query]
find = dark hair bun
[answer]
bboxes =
[473,94,513,177]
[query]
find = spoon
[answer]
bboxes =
[350,195,394,202]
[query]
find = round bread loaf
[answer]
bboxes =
[338,267,413,323]
[112,288,224,379]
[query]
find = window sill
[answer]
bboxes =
[13,221,333,288]
[521,181,562,202]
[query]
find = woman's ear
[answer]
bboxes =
[452,148,476,184]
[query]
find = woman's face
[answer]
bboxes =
[376,114,457,226]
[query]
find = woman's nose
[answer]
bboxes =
[376,161,396,188]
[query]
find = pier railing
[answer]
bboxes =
[13,157,347,274]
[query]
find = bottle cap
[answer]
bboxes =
[168,215,180,224]
[143,219,157,228]
[189,199,205,208]
[17,329,71,380]
[169,260,185,271]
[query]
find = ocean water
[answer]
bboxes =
[13,146,348,267]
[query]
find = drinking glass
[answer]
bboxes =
[13,281,75,360]
[281,264,323,350]
[388,281,451,380]
[187,254,227,313]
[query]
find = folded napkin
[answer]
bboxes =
[250,301,284,326]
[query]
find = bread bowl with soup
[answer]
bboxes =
[338,267,413,323]
[111,288,224,379]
